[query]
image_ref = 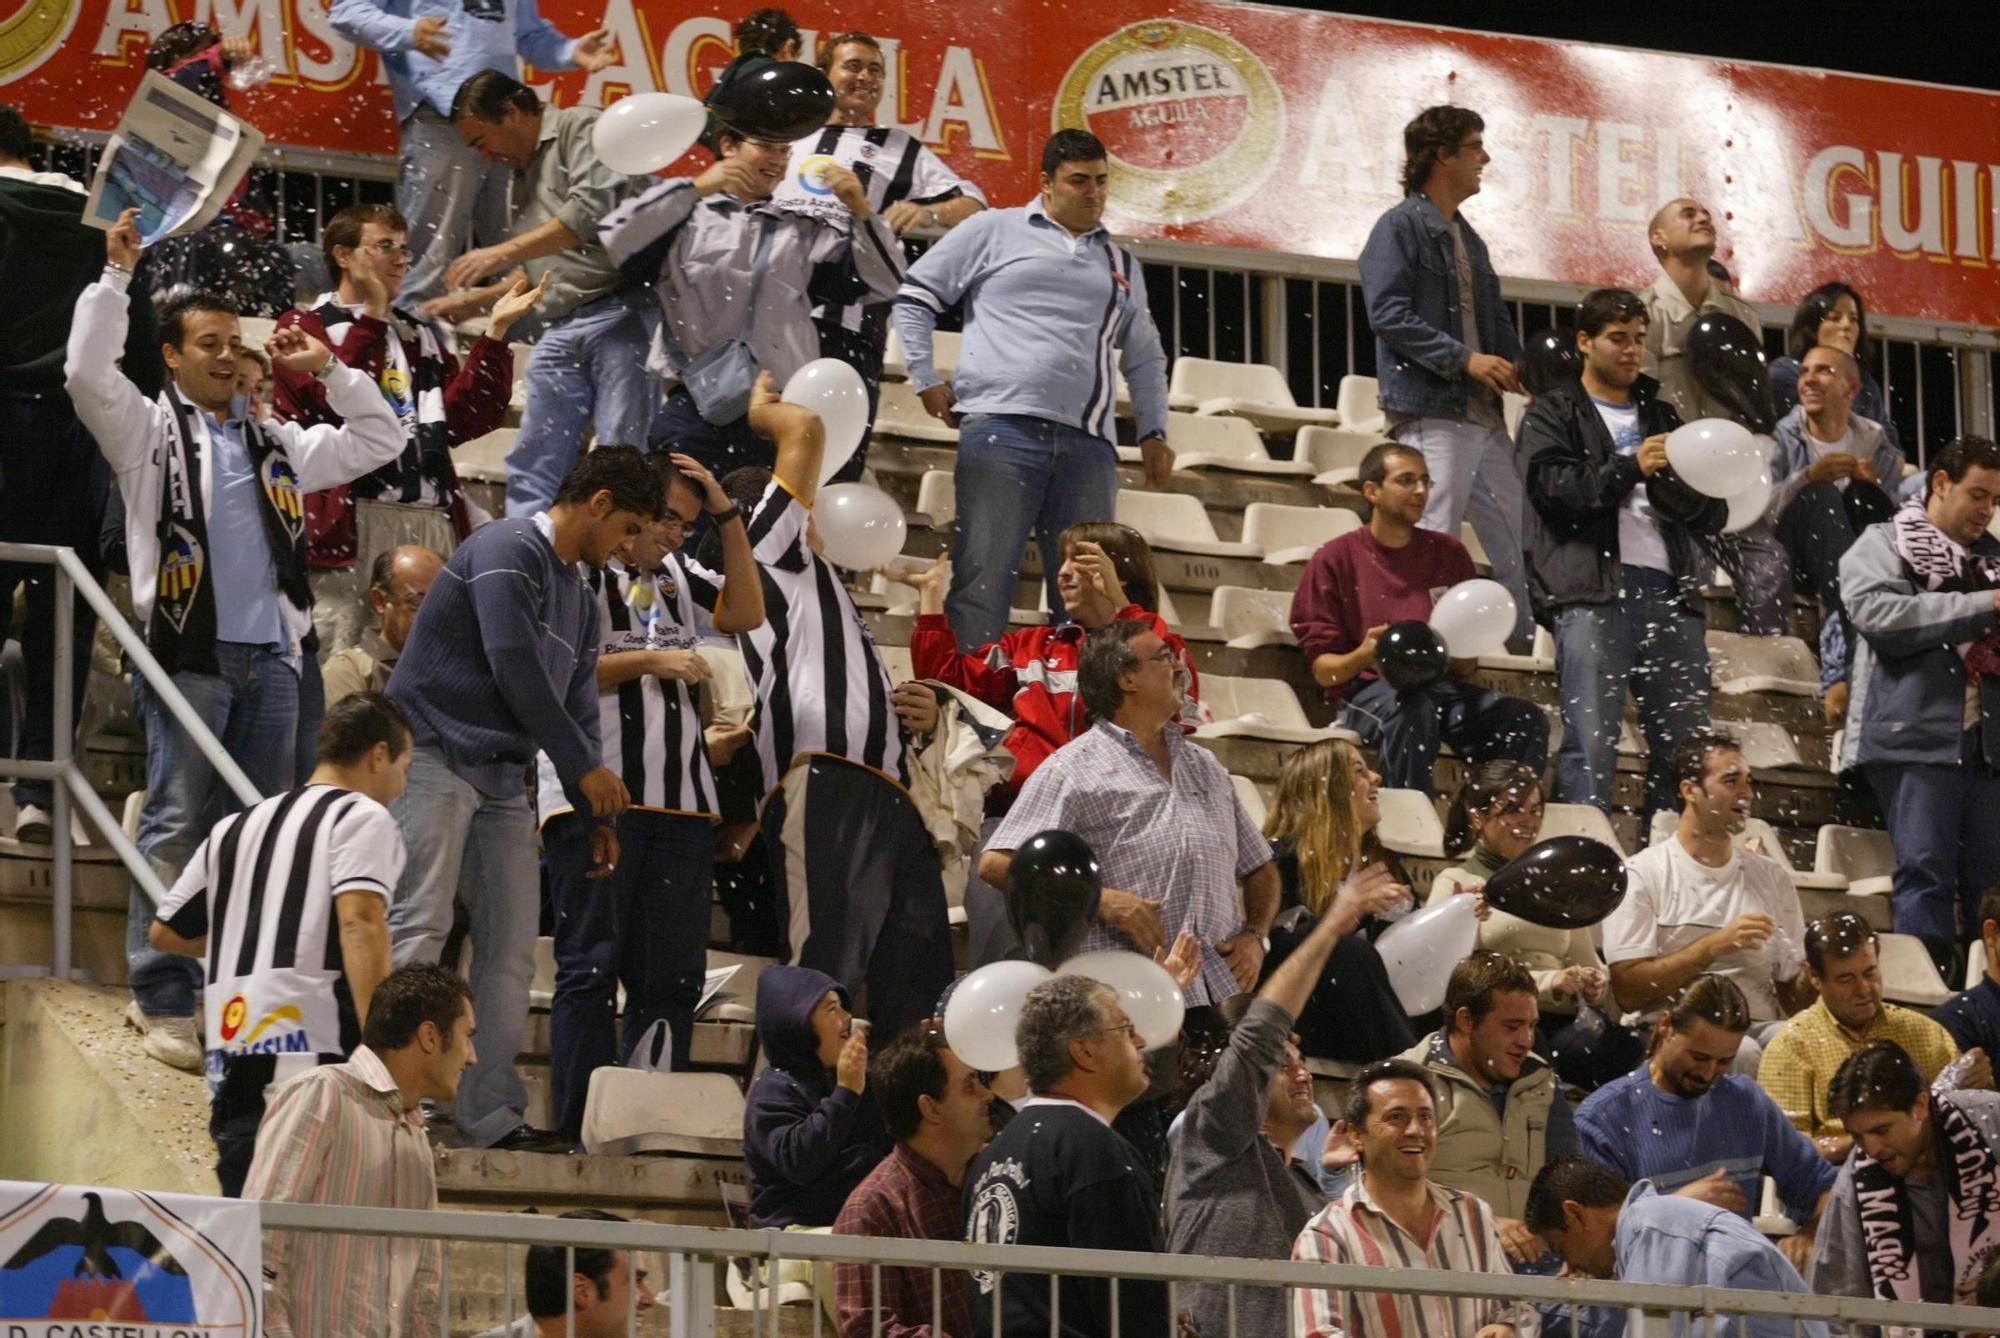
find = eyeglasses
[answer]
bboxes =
[661,512,698,536]
[1087,1021,1139,1043]
[360,241,414,259]
[1142,647,1176,665]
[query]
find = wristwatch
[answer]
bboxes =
[712,505,744,526]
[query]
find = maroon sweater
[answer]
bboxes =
[1288,525,1475,702]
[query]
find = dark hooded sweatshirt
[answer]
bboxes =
[742,965,890,1228]
[0,172,161,395]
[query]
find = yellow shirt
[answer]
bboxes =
[1758,998,1959,1139]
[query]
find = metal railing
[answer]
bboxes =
[257,1199,1995,1338]
[0,542,260,980]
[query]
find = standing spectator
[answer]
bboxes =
[893,129,1172,651]
[1291,1058,1534,1338]
[69,210,403,1071]
[965,974,1169,1338]
[1601,731,1812,1055]
[1768,281,1901,459]
[772,32,986,482]
[1291,441,1547,794]
[534,450,763,1139]
[1934,886,2000,1059]
[442,73,661,517]
[0,103,161,845]
[1520,287,1725,818]
[322,544,445,706]
[599,122,904,474]
[274,203,528,651]
[386,447,658,1149]
[234,349,272,416]
[1357,104,1530,648]
[1399,952,1576,1263]
[699,9,802,154]
[148,693,412,1194]
[1574,976,1835,1273]
[832,1027,994,1338]
[1758,911,1977,1162]
[1840,435,2000,975]
[981,620,1279,1007]
[326,0,615,304]
[245,964,475,1338]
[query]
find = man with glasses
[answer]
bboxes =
[275,204,535,654]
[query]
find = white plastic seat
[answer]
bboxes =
[1194,674,1355,746]
[1646,811,1847,890]
[1230,774,1269,828]
[452,426,515,484]
[1539,802,1629,859]
[915,468,955,527]
[870,570,918,616]
[1296,425,1395,486]
[1169,356,1341,434]
[1240,503,1360,565]
[1209,585,1296,649]
[1152,412,1315,475]
[882,327,959,383]
[1476,625,1555,674]
[1970,940,1989,991]
[1880,932,1952,1007]
[1335,375,1386,435]
[1115,490,1261,558]
[1503,391,1530,438]
[1707,630,1822,697]
[879,644,913,684]
[1376,787,1446,858]
[875,380,960,444]
[1735,721,1807,771]
[583,1069,745,1156]
[1115,370,1200,416]
[1814,824,1895,897]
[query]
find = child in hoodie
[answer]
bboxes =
[743,965,891,1227]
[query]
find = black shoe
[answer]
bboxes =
[489,1124,573,1153]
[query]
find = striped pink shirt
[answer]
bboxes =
[1289,1176,1535,1338]
[243,1045,442,1338]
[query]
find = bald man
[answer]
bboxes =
[324,544,446,707]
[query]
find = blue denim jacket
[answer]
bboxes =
[1357,193,1523,418]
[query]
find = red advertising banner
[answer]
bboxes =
[8,0,1999,326]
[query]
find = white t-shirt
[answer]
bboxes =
[1804,421,1857,492]
[1593,395,1671,573]
[1602,836,1808,1023]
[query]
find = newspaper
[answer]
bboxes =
[83,71,263,245]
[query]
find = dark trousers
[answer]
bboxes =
[1340,677,1550,796]
[545,809,717,1139]
[650,387,773,479]
[761,757,954,1041]
[0,394,105,811]
[813,317,883,488]
[1866,729,2000,952]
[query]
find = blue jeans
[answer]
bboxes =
[1865,731,2000,949]
[1340,677,1549,796]
[1391,416,1533,645]
[128,644,299,1017]
[545,809,715,1139]
[506,292,661,518]
[947,414,1119,651]
[395,109,510,306]
[1552,566,1711,818]
[387,744,539,1145]
[649,386,771,478]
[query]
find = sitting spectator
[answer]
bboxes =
[743,966,888,1229]
[477,1208,653,1338]
[1429,761,1632,1090]
[1574,976,1834,1272]
[1759,911,1976,1163]
[981,620,1278,1006]
[1840,435,2000,979]
[1526,1158,1827,1338]
[323,545,444,707]
[907,521,1199,966]
[832,1027,993,1338]
[1520,287,1725,819]
[1934,885,2000,1058]
[1291,442,1547,796]
[1291,1058,1533,1338]
[1768,281,1902,460]
[966,974,1168,1338]
[1167,880,1391,1335]
[1813,1040,2000,1316]
[245,964,474,1338]
[1400,952,1576,1265]
[1261,738,1423,1064]
[1602,731,1811,1060]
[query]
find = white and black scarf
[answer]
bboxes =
[1891,494,2000,675]
[1851,1090,2000,1315]
[306,296,458,509]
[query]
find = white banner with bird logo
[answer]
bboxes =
[0,1182,260,1336]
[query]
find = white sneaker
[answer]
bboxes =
[14,803,51,845]
[123,1000,203,1072]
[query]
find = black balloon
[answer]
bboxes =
[1520,328,1582,397]
[705,62,835,143]
[1687,312,1776,434]
[1375,620,1448,692]
[1482,835,1629,929]
[1006,829,1101,968]
[1845,479,1896,531]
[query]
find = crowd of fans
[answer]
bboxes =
[5,5,2000,1334]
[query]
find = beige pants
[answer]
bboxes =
[310,499,458,656]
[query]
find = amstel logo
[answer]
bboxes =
[0,0,80,86]
[1053,20,1284,226]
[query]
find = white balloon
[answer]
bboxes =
[1057,950,1186,1050]
[815,484,907,570]
[591,93,706,175]
[782,358,871,486]
[1373,896,1479,1015]
[1722,469,1774,534]
[942,961,1051,1072]
[1428,578,1517,658]
[1665,417,1767,499]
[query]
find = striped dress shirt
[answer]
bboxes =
[1290,1177,1535,1338]
[244,1045,441,1338]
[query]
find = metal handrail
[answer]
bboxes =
[0,541,262,978]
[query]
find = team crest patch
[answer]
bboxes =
[262,457,304,533]
[155,524,204,632]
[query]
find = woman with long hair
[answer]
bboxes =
[1769,281,1901,457]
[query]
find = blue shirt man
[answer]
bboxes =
[891,127,1171,652]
